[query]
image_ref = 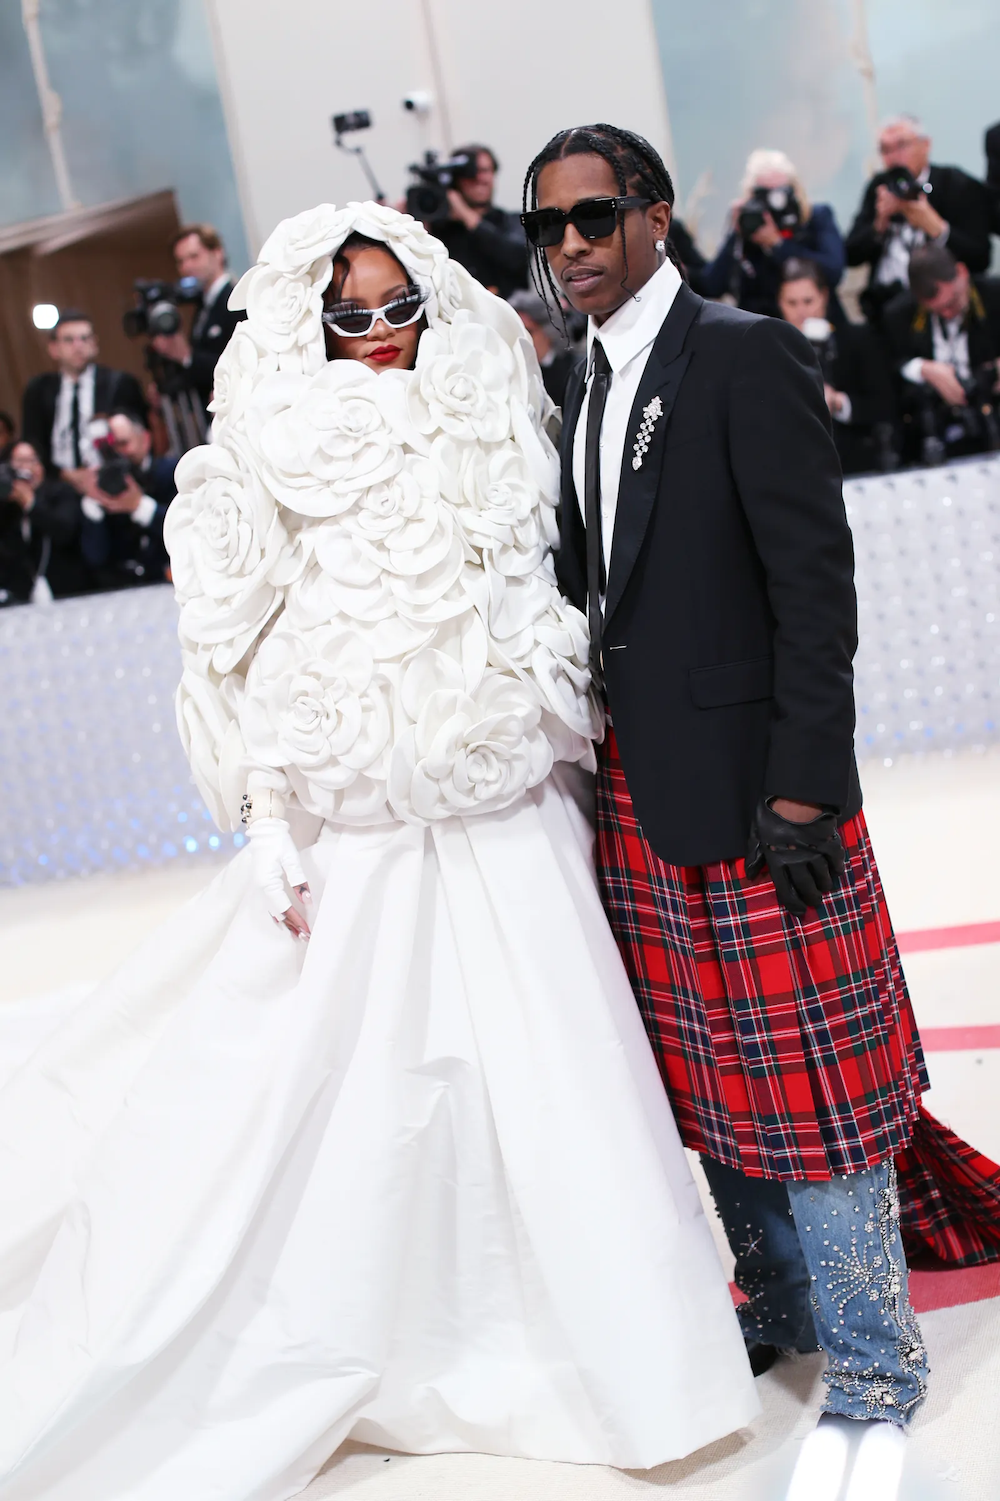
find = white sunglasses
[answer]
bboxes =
[321,286,428,338]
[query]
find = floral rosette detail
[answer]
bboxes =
[168,199,599,830]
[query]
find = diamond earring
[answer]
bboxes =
[655,239,666,255]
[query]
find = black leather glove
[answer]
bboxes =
[745,798,847,918]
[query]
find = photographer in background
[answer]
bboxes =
[507,288,580,408]
[699,149,845,319]
[21,311,146,483]
[777,259,897,476]
[149,225,244,406]
[433,144,528,299]
[846,115,992,326]
[883,244,1000,466]
[79,411,175,591]
[0,439,88,605]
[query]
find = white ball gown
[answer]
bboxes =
[0,206,758,1501]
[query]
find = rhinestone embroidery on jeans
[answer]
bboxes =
[815,1163,928,1420]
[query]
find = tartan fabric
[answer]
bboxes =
[596,727,930,1181]
[897,1104,1000,1267]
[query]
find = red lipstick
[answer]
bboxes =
[368,345,401,365]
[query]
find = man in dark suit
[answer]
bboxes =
[846,114,992,325]
[149,224,244,408]
[777,257,897,475]
[522,122,948,1476]
[433,144,529,301]
[79,410,176,589]
[21,310,147,482]
[882,244,1000,465]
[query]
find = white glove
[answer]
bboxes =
[246,816,308,919]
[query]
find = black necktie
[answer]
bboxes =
[69,380,82,468]
[584,340,611,692]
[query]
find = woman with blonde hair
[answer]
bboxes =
[700,146,846,318]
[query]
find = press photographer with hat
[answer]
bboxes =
[698,148,846,319]
[846,115,992,326]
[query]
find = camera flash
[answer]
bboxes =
[32,303,59,330]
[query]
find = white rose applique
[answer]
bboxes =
[229,258,331,358]
[256,203,354,275]
[388,652,553,822]
[240,623,392,821]
[166,445,298,672]
[448,440,545,575]
[253,360,407,517]
[408,310,515,444]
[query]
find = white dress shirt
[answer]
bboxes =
[572,257,682,582]
[50,363,98,470]
[901,315,971,386]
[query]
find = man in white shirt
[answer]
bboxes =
[21,311,146,484]
[883,243,1000,462]
[522,120,947,1498]
[150,224,245,406]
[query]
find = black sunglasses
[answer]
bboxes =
[520,196,652,249]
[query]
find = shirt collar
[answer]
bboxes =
[586,257,682,374]
[205,273,230,307]
[60,362,95,388]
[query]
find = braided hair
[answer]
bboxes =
[522,123,682,321]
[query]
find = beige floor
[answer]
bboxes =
[2,747,999,1501]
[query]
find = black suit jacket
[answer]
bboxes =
[846,164,992,311]
[435,208,528,300]
[21,365,148,475]
[0,479,88,602]
[556,284,861,866]
[188,279,245,404]
[985,122,1000,230]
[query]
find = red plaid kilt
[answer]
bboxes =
[596,727,930,1181]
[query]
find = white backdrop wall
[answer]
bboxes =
[203,0,675,254]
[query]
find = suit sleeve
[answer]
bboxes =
[728,317,858,811]
[845,180,881,268]
[21,379,49,463]
[940,171,992,273]
[31,482,81,546]
[469,213,529,280]
[114,371,149,425]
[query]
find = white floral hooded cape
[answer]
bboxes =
[165,202,600,831]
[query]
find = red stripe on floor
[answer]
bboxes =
[732,1262,1000,1316]
[898,920,1000,953]
[920,1025,1000,1052]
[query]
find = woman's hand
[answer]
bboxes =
[246,816,312,939]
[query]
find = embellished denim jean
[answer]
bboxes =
[701,1155,929,1428]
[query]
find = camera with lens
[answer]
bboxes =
[88,421,132,499]
[872,164,922,202]
[405,150,478,223]
[738,185,802,240]
[122,277,201,339]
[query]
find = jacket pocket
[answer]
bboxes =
[688,656,773,709]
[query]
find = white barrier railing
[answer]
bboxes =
[1,456,998,885]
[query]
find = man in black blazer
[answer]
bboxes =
[21,310,147,482]
[79,410,176,589]
[150,224,245,408]
[523,123,946,1472]
[846,114,992,324]
[882,244,1000,464]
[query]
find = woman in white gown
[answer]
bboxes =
[0,204,757,1501]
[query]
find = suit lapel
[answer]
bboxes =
[604,284,701,624]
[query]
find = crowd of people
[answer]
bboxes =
[3,113,999,609]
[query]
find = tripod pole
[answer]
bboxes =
[336,137,385,202]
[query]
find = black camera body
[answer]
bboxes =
[738,185,802,241]
[0,460,33,503]
[89,429,133,498]
[123,277,201,339]
[405,151,478,224]
[873,165,923,202]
